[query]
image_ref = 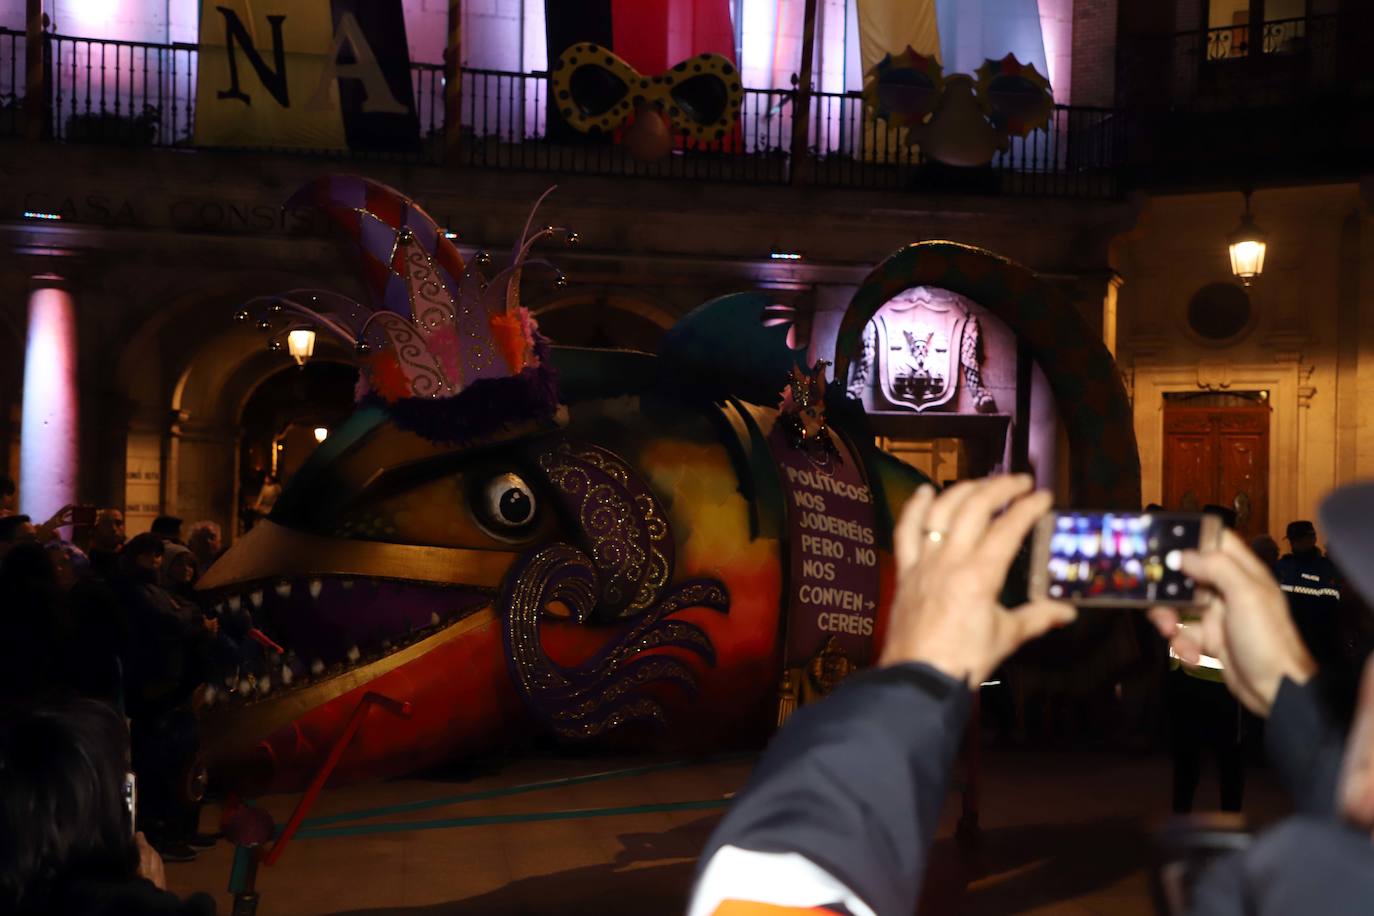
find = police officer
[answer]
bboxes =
[1276,520,1343,672]
[1167,506,1245,814]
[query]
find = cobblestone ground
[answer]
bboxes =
[168,744,1290,915]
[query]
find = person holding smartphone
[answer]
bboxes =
[1145,529,1374,912]
[689,476,1374,916]
[0,699,216,915]
[690,476,1076,916]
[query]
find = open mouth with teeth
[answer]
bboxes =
[192,515,535,789]
[201,575,495,701]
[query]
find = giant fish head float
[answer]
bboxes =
[198,177,929,794]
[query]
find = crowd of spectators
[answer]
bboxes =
[0,484,227,868]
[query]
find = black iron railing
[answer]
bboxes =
[807,91,1126,198]
[0,28,1127,198]
[1204,15,1315,61]
[49,34,197,144]
[454,68,793,183]
[0,28,23,137]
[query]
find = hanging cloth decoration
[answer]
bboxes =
[855,0,942,91]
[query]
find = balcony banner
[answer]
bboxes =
[855,0,940,163]
[195,0,419,153]
[855,0,941,81]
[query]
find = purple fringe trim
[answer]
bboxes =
[359,336,561,445]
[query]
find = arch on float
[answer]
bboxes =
[833,241,1140,509]
[532,293,677,330]
[532,293,678,353]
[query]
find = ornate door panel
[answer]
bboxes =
[1218,431,1267,536]
[1163,404,1270,537]
[1164,434,1215,512]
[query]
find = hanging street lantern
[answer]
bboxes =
[1228,191,1267,287]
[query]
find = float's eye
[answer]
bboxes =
[481,473,537,529]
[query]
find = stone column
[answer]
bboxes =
[19,275,78,522]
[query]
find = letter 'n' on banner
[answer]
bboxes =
[195,0,419,153]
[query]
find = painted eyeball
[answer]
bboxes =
[481,473,537,530]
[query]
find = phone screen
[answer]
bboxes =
[1043,512,1204,604]
[123,772,137,836]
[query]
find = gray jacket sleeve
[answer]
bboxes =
[695,662,972,916]
[1264,675,1346,816]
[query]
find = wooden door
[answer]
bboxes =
[1163,404,1270,537]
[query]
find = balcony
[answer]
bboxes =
[0,29,1127,200]
[1116,10,1371,187]
[1118,12,1346,111]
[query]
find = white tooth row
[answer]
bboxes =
[216,578,346,614]
[209,630,416,707]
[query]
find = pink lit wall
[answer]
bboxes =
[20,283,78,524]
[1037,0,1072,103]
[739,0,853,92]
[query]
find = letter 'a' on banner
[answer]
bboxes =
[195,0,419,153]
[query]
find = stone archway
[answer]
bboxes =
[113,268,361,538]
[833,242,1140,509]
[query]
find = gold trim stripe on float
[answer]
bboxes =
[202,607,497,762]
[195,520,518,591]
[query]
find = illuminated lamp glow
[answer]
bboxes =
[1228,239,1266,285]
[23,211,62,221]
[313,427,329,443]
[770,251,803,260]
[1227,192,1267,287]
[286,328,316,366]
[20,283,78,525]
[443,231,459,239]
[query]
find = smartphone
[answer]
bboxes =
[1029,511,1222,608]
[72,505,97,527]
[123,771,137,836]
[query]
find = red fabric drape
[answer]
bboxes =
[611,0,737,74]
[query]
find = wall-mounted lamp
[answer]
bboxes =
[286,327,317,367]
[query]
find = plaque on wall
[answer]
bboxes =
[848,286,1000,414]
